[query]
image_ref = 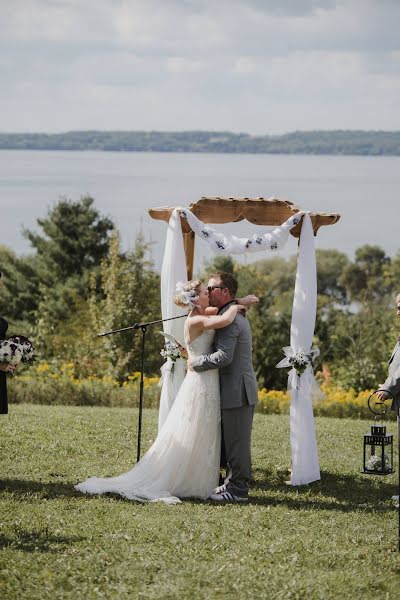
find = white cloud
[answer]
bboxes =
[233,58,258,74]
[166,57,206,74]
[1,0,400,133]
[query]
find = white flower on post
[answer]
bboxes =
[276,345,320,377]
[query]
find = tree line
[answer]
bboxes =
[1,130,400,155]
[1,196,399,391]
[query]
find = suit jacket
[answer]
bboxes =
[382,339,400,412]
[190,303,258,410]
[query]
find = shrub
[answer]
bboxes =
[9,362,160,408]
[256,383,396,420]
[9,362,396,420]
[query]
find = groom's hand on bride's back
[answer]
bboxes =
[187,358,194,370]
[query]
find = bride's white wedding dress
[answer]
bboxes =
[75,329,220,503]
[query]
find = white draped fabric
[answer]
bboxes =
[288,213,320,485]
[158,209,187,431]
[158,207,320,485]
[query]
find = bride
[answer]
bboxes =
[75,279,255,504]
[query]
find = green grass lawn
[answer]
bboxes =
[1,405,400,599]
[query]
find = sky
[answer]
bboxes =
[1,0,400,134]
[0,0,400,135]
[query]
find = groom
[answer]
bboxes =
[189,272,258,502]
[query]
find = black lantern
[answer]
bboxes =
[364,389,400,552]
[363,423,394,475]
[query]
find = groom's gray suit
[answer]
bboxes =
[381,338,400,413]
[190,301,258,498]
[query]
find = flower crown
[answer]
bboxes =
[175,281,199,309]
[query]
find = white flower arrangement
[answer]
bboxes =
[276,345,320,377]
[0,335,35,367]
[158,332,186,373]
[160,344,182,362]
[160,343,183,372]
[366,454,391,472]
[288,349,313,376]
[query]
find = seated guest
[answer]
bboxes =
[0,272,15,415]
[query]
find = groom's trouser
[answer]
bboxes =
[220,420,227,470]
[222,403,255,498]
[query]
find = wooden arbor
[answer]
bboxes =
[149,197,340,280]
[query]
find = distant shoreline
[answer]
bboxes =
[1,130,400,156]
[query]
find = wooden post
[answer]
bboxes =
[183,230,195,280]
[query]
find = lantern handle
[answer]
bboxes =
[367,389,395,416]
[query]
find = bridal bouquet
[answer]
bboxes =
[160,343,182,364]
[0,335,35,367]
[158,331,186,373]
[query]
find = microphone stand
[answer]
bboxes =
[97,314,187,463]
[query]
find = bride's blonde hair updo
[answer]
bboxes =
[174,280,202,309]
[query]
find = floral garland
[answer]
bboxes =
[179,208,304,255]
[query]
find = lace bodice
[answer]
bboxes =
[185,327,215,359]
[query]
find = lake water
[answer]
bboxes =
[1,150,399,271]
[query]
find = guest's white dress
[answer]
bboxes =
[75,329,220,503]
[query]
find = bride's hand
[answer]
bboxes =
[178,344,188,359]
[236,304,247,315]
[238,295,259,308]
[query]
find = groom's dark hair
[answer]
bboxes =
[211,272,238,297]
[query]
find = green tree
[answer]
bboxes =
[23,195,114,285]
[0,245,39,327]
[327,303,395,391]
[316,249,350,305]
[340,245,392,302]
[89,231,162,380]
[20,196,116,355]
[248,296,293,390]
[389,251,400,293]
[200,255,236,280]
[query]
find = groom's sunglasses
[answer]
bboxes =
[207,285,226,293]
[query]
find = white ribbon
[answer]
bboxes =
[158,209,187,432]
[287,213,321,486]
